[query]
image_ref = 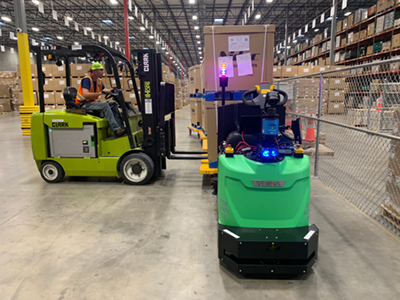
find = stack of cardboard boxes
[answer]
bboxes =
[0,71,19,112]
[202,24,275,166]
[189,64,203,126]
[326,75,347,114]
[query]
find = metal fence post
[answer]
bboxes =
[314,73,323,177]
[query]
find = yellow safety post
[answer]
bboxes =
[14,0,39,135]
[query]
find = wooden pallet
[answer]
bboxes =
[0,111,10,115]
[380,204,400,230]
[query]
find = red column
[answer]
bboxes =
[123,0,130,60]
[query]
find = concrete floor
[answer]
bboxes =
[1,107,400,300]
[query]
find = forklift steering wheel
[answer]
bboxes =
[103,88,119,100]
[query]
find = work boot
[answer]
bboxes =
[114,127,126,137]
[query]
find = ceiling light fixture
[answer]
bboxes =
[196,35,200,38]
[86,27,92,31]
[199,52,202,54]
[165,52,169,54]
[192,15,198,20]
[344,11,352,16]
[161,47,166,50]
[194,26,199,30]
[129,16,134,20]
[314,28,319,32]
[110,0,118,4]
[140,26,145,31]
[32,0,40,5]
[32,27,39,32]
[103,36,109,39]
[189,0,195,3]
[149,35,154,39]
[197,41,201,44]
[1,16,11,22]
[198,47,201,50]
[214,19,223,23]
[255,14,261,20]
[67,16,73,21]
[115,41,120,44]
[266,0,273,3]
[57,36,63,40]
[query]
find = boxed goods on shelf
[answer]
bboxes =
[368,5,377,17]
[392,33,400,48]
[347,14,354,28]
[367,23,375,36]
[384,11,395,30]
[354,9,368,24]
[359,29,367,40]
[376,15,385,34]
[189,65,202,94]
[382,41,392,51]
[377,0,386,12]
[328,102,344,114]
[337,20,343,32]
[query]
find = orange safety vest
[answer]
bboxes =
[75,74,103,104]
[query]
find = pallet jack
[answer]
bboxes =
[215,72,319,278]
[31,46,204,184]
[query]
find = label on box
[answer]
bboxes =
[228,35,250,52]
[236,53,253,76]
[58,67,64,71]
[286,68,292,72]
[59,80,65,85]
[76,66,82,71]
[129,94,135,98]
[334,104,339,108]
[335,92,339,96]
[44,94,49,98]
[335,80,340,84]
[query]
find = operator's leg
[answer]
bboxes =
[84,101,121,132]
[107,101,124,129]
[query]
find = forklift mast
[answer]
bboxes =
[136,49,165,178]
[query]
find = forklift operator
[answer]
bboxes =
[75,62,126,137]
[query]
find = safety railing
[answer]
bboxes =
[276,57,400,236]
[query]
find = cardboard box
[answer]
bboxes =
[377,0,386,12]
[328,102,344,114]
[17,64,38,78]
[52,65,67,77]
[337,20,343,32]
[41,65,53,77]
[367,23,375,36]
[329,78,344,89]
[43,92,55,104]
[382,41,392,51]
[273,66,282,78]
[189,65,202,94]
[368,5,377,17]
[281,66,298,77]
[124,91,138,105]
[347,14,354,28]
[359,29,367,40]
[70,77,83,88]
[70,64,91,77]
[297,66,316,76]
[203,25,275,92]
[367,45,374,55]
[0,98,11,112]
[54,92,65,105]
[386,0,395,9]
[329,90,345,102]
[0,85,10,98]
[376,15,385,33]
[392,33,400,49]
[52,78,67,91]
[190,98,202,126]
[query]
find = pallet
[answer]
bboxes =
[0,112,9,115]
[380,204,400,231]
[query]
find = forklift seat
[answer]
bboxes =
[63,86,103,118]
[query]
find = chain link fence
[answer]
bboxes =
[276,58,400,236]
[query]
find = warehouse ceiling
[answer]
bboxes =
[0,0,378,73]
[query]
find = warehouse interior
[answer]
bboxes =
[1,0,400,299]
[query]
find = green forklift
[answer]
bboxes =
[31,46,204,184]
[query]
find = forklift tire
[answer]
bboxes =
[120,153,154,185]
[40,161,65,183]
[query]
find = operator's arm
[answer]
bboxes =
[82,88,102,98]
